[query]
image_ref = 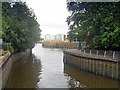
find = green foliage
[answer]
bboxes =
[3,43,14,52]
[2,2,41,52]
[0,31,3,36]
[66,2,120,51]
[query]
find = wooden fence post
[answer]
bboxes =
[104,51,106,57]
[113,52,115,59]
[90,50,91,56]
[97,50,98,56]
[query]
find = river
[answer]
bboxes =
[6,44,119,88]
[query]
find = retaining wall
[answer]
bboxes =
[0,51,12,89]
[63,50,120,80]
[0,49,31,89]
[2,54,12,88]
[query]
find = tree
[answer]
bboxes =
[66,2,120,51]
[2,2,41,52]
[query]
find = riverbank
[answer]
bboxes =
[42,41,79,49]
[63,49,120,80]
[0,51,11,89]
[0,49,31,89]
[4,44,120,88]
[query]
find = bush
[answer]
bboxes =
[2,43,14,52]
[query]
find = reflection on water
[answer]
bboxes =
[6,52,42,88]
[6,44,119,88]
[32,44,68,88]
[64,64,119,88]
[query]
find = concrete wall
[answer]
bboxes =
[2,55,13,88]
[0,67,2,90]
[0,49,31,89]
[63,51,120,80]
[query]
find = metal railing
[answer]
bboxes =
[67,49,120,61]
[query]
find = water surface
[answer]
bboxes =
[6,44,119,88]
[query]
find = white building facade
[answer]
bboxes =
[44,34,67,41]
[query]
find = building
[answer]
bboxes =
[44,34,55,41]
[44,34,67,41]
[44,34,50,40]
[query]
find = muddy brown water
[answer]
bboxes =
[6,44,119,88]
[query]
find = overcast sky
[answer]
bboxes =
[26,0,70,37]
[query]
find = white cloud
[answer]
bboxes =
[0,0,26,2]
[26,0,70,37]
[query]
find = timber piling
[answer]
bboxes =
[63,49,120,80]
